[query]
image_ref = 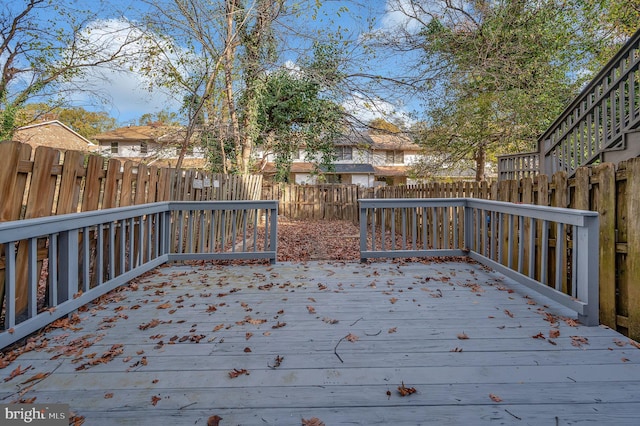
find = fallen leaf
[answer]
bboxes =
[457,332,469,340]
[489,393,503,402]
[571,336,589,347]
[532,332,545,339]
[228,368,249,378]
[630,339,640,349]
[549,329,560,339]
[269,355,284,369]
[390,297,398,304]
[151,395,161,406]
[564,318,580,327]
[244,347,252,353]
[622,357,630,362]
[4,365,32,382]
[301,418,325,426]
[504,309,514,318]
[21,372,50,385]
[207,415,223,426]
[345,333,359,342]
[104,393,114,399]
[272,321,286,329]
[306,305,316,314]
[397,382,417,396]
[156,303,172,309]
[388,327,397,334]
[245,332,253,340]
[322,317,339,324]
[450,347,463,352]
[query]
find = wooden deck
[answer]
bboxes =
[2,259,640,425]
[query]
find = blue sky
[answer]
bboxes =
[16,0,423,126]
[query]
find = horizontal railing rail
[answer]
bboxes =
[0,201,277,349]
[359,198,599,326]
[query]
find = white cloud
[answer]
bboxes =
[64,18,182,124]
[343,93,414,126]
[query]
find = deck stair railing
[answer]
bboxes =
[0,201,278,349]
[359,198,599,326]
[498,29,640,180]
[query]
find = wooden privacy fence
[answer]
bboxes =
[374,159,640,341]
[262,183,371,222]
[0,140,262,320]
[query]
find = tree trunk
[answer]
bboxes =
[475,142,486,182]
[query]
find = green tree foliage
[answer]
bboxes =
[375,0,635,180]
[369,118,402,134]
[255,68,343,181]
[14,104,117,139]
[0,0,142,140]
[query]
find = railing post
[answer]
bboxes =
[463,201,473,253]
[58,229,79,303]
[359,203,367,263]
[160,210,172,255]
[577,215,600,326]
[269,206,278,264]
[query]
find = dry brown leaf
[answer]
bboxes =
[388,327,397,334]
[457,332,469,340]
[307,305,316,314]
[228,368,249,378]
[345,333,359,342]
[104,393,114,399]
[4,364,32,382]
[272,321,287,329]
[532,332,545,339]
[504,309,514,318]
[207,415,223,426]
[398,382,417,396]
[244,347,252,353]
[151,395,161,406]
[20,372,49,385]
[390,297,398,304]
[156,302,172,309]
[489,393,503,402]
[245,332,253,340]
[301,417,325,426]
[549,329,560,339]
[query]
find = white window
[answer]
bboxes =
[386,150,404,164]
[334,146,353,161]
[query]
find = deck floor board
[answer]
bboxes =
[1,260,639,425]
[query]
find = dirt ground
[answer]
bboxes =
[276,218,361,262]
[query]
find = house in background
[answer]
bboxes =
[261,129,422,187]
[93,123,208,169]
[12,120,98,155]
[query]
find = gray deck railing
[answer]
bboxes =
[497,151,540,181]
[498,28,640,180]
[359,198,599,326]
[0,201,277,349]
